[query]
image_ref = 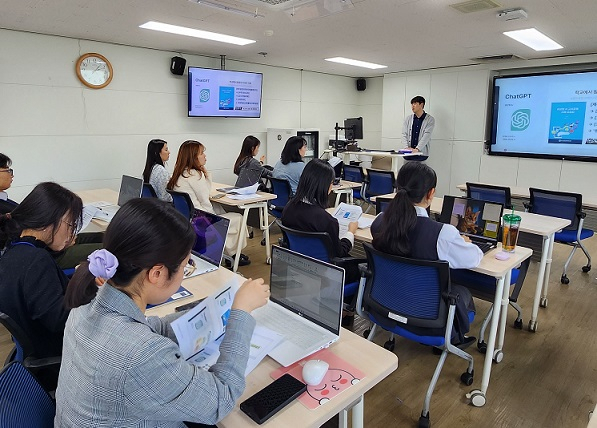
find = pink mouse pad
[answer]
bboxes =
[270,349,366,410]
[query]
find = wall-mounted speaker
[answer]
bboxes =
[170,56,186,76]
[356,78,366,91]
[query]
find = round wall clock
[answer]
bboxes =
[75,53,113,89]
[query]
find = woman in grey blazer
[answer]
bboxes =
[55,198,270,428]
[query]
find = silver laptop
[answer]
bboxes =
[95,175,143,221]
[188,209,230,275]
[251,246,345,367]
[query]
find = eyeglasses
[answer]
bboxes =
[62,219,81,234]
[0,168,13,176]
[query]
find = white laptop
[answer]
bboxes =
[251,246,345,367]
[92,175,143,221]
[186,209,230,276]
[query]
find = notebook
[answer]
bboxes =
[251,245,345,367]
[189,209,230,275]
[93,175,143,221]
[439,196,504,253]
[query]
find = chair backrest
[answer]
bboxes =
[276,220,335,262]
[342,165,364,183]
[0,362,55,427]
[528,187,582,231]
[375,196,393,214]
[466,182,513,209]
[361,243,449,331]
[365,169,395,198]
[268,177,293,218]
[0,311,35,363]
[167,190,194,220]
[141,183,157,198]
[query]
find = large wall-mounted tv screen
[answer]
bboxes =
[188,67,263,118]
[489,70,597,162]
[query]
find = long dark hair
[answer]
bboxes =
[65,198,195,308]
[280,136,306,165]
[0,182,82,248]
[287,159,334,210]
[168,140,205,190]
[234,135,261,175]
[142,139,167,183]
[372,162,437,256]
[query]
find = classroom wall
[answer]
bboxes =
[381,55,597,200]
[0,29,382,201]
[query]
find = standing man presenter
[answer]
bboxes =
[402,96,435,161]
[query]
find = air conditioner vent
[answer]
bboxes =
[472,54,525,62]
[450,0,501,14]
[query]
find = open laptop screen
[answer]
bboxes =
[441,196,503,242]
[117,175,143,206]
[270,246,344,335]
[190,209,230,265]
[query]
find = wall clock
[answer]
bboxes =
[75,53,113,89]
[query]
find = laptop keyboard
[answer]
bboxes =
[253,305,329,349]
[472,241,494,254]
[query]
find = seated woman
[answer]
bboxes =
[233,135,271,187]
[56,198,269,427]
[143,138,172,202]
[0,153,15,214]
[272,136,307,194]
[0,182,83,358]
[371,162,482,346]
[167,140,250,267]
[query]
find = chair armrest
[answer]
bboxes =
[24,355,62,370]
[358,262,371,277]
[331,256,367,268]
[577,210,586,219]
[523,202,531,212]
[442,291,460,306]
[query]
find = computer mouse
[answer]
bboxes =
[302,360,329,386]
[495,251,511,261]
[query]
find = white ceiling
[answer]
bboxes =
[2,0,597,77]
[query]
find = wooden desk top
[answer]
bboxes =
[333,180,361,191]
[146,267,398,428]
[211,182,277,206]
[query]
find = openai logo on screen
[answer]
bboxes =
[199,89,210,102]
[511,109,530,131]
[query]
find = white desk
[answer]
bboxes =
[210,183,277,272]
[146,267,399,428]
[370,193,570,332]
[347,212,532,407]
[332,180,361,207]
[325,149,418,177]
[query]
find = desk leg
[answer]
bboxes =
[338,396,363,428]
[233,207,251,272]
[259,203,271,264]
[468,275,504,407]
[335,192,342,208]
[495,270,512,361]
[529,235,551,332]
[540,235,555,308]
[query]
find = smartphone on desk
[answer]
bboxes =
[212,193,226,199]
[240,374,307,424]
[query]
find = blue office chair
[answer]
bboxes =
[466,182,513,209]
[341,164,365,202]
[356,243,474,428]
[527,188,593,284]
[364,169,395,213]
[374,196,393,214]
[267,177,293,219]
[277,221,365,319]
[141,183,158,198]
[0,361,56,428]
[167,190,194,220]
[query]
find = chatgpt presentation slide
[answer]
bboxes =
[492,72,597,156]
[189,69,262,117]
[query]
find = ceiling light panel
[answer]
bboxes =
[325,57,387,69]
[139,21,256,46]
[503,28,563,51]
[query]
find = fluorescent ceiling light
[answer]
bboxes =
[325,57,387,70]
[139,21,256,46]
[503,28,563,51]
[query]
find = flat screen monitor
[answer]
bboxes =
[344,117,363,141]
[188,67,263,118]
[489,70,597,162]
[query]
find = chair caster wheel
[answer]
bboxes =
[260,238,266,246]
[383,338,395,351]
[493,350,504,364]
[418,413,430,428]
[582,264,591,273]
[363,329,371,339]
[266,258,271,265]
[540,297,548,308]
[460,371,474,386]
[561,275,569,284]
[248,231,254,239]
[513,319,523,329]
[477,341,487,354]
[467,390,486,407]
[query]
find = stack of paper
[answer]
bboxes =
[332,202,362,237]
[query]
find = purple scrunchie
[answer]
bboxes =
[88,249,119,279]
